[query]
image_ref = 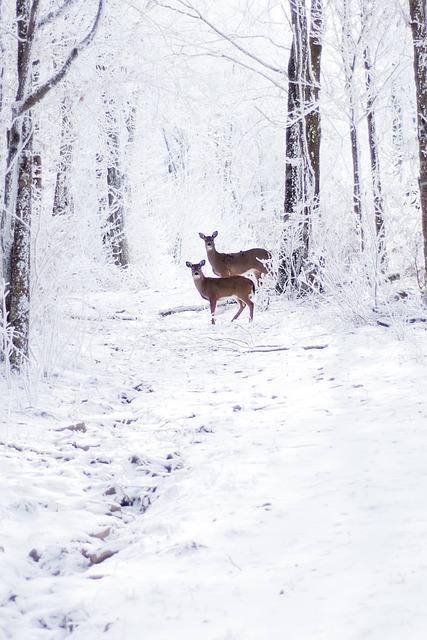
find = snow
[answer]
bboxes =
[2,280,427,639]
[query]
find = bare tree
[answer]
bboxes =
[409,0,427,283]
[391,77,404,176]
[363,42,386,265]
[103,96,129,268]
[339,1,364,249]
[95,50,130,268]
[358,0,386,269]
[52,96,75,217]
[276,0,323,293]
[1,0,103,369]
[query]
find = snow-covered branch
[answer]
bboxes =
[37,0,79,29]
[154,0,285,76]
[17,0,104,116]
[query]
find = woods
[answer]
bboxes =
[0,0,426,373]
[3,4,427,635]
[1,0,103,369]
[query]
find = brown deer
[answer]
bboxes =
[199,230,271,285]
[186,260,254,324]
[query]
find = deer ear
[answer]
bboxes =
[199,233,206,239]
[200,259,206,266]
[186,261,192,268]
[212,230,218,238]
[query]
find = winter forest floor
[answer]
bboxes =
[2,280,427,639]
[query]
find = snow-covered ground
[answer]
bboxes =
[2,278,427,639]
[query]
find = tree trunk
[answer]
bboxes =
[391,76,404,176]
[277,0,322,293]
[53,97,75,216]
[306,0,323,204]
[0,0,4,118]
[1,0,103,369]
[104,97,129,267]
[341,2,364,249]
[9,114,32,368]
[349,108,363,247]
[106,164,129,267]
[409,0,427,282]
[363,44,386,266]
[5,0,35,368]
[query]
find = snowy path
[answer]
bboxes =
[2,290,427,639]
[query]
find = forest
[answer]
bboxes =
[2,1,427,638]
[1,0,427,372]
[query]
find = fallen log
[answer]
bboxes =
[159,301,232,317]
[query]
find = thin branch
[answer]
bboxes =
[178,49,287,91]
[17,0,103,116]
[155,0,285,76]
[37,0,78,29]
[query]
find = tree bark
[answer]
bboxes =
[306,0,323,204]
[409,0,427,281]
[9,114,32,368]
[53,97,75,216]
[363,44,386,265]
[5,0,36,368]
[1,0,103,369]
[391,78,404,176]
[341,2,364,249]
[104,97,129,267]
[277,0,323,293]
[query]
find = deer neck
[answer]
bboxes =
[206,243,221,270]
[193,272,208,296]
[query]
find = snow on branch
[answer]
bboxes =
[17,0,104,116]
[37,0,78,29]
[155,0,286,77]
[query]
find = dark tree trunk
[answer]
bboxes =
[306,0,322,204]
[341,2,364,249]
[106,164,129,267]
[2,0,34,293]
[349,110,363,246]
[1,0,103,369]
[0,0,4,118]
[363,44,386,266]
[9,114,33,368]
[277,0,323,293]
[409,0,427,281]
[6,0,35,368]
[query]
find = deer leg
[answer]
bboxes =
[210,299,216,324]
[231,301,245,322]
[253,269,262,286]
[247,299,254,322]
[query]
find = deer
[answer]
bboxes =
[186,260,254,325]
[199,230,271,286]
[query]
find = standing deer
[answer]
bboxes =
[186,260,254,324]
[199,230,271,285]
